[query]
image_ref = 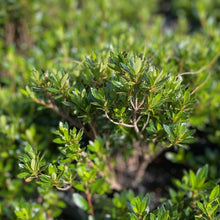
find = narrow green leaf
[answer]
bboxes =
[72,193,89,211]
[120,62,132,73]
[157,206,166,218]
[197,201,207,215]
[160,211,169,220]
[25,143,33,153]
[91,88,103,101]
[142,194,150,211]
[31,159,36,171]
[209,203,219,216]
[73,182,85,192]
[87,143,97,152]
[189,170,196,188]
[209,185,219,202]
[111,80,123,88]
[46,87,60,93]
[127,202,134,213]
[129,213,139,220]
[20,88,29,96]
[196,165,208,187]
[17,172,30,179]
[150,213,156,220]
[140,201,146,214]
[134,58,142,74]
[163,124,175,141]
[61,73,69,88]
[51,172,57,180]
[62,101,74,107]
[53,138,65,144]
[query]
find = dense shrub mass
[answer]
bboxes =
[0,0,220,219]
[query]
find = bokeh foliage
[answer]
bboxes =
[0,0,220,219]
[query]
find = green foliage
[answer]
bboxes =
[13,192,65,220]
[164,165,220,219]
[128,196,169,220]
[22,51,196,193]
[0,0,220,219]
[19,122,109,194]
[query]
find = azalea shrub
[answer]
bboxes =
[0,0,220,219]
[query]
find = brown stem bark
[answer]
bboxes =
[86,189,94,216]
[33,98,94,140]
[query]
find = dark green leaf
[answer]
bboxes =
[46,87,60,93]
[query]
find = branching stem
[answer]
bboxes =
[86,189,94,216]
[177,53,219,77]
[56,185,72,191]
[142,112,150,133]
[33,97,94,140]
[89,121,97,139]
[138,91,148,109]
[191,72,212,95]
[105,111,134,128]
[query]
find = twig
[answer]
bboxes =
[135,92,138,109]
[141,112,150,133]
[191,72,212,95]
[130,98,135,109]
[56,185,72,191]
[89,121,97,139]
[133,115,141,139]
[105,112,134,128]
[33,97,94,140]
[136,114,143,124]
[177,53,220,77]
[86,189,94,216]
[132,92,142,139]
[138,91,148,109]
[130,91,149,139]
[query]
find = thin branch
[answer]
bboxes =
[177,53,220,77]
[135,92,138,108]
[132,91,145,140]
[130,98,135,109]
[133,117,141,139]
[141,112,150,133]
[56,185,72,191]
[33,97,52,108]
[191,72,212,95]
[138,91,148,109]
[105,112,134,128]
[86,189,94,216]
[136,114,143,124]
[33,97,94,140]
[105,134,110,151]
[89,121,97,139]
[53,105,94,140]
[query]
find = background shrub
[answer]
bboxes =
[0,0,220,219]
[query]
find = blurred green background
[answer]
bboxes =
[0,0,220,219]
